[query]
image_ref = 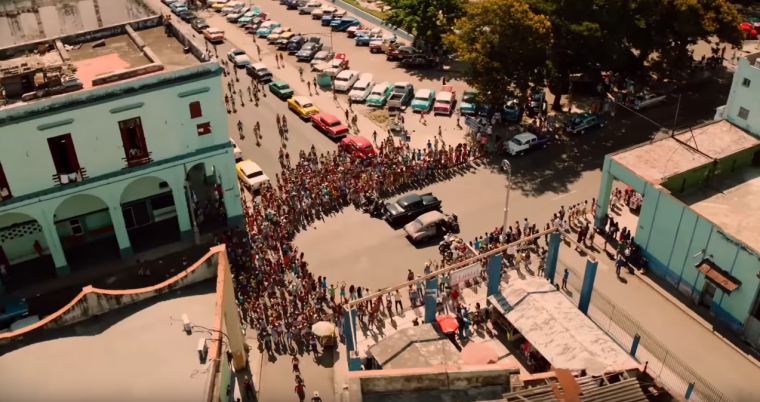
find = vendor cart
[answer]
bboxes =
[316,71,332,87]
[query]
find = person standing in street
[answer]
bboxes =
[561,269,569,290]
[394,290,403,312]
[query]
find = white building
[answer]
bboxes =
[718,52,760,137]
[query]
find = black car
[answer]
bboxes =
[285,0,300,9]
[275,37,290,50]
[399,55,436,69]
[286,35,306,53]
[191,18,209,33]
[384,193,442,225]
[295,42,322,61]
[179,10,196,22]
[246,63,273,82]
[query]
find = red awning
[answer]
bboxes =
[696,259,741,294]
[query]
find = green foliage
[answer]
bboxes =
[383,0,467,45]
[445,0,552,104]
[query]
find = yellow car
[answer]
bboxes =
[287,96,320,119]
[211,0,229,11]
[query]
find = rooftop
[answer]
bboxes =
[0,17,205,109]
[0,281,216,401]
[369,324,463,370]
[676,166,760,254]
[489,278,638,374]
[611,120,760,184]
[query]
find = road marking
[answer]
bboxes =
[552,190,577,201]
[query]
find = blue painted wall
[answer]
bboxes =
[598,159,760,332]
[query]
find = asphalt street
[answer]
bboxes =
[146,2,757,401]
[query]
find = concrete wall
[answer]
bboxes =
[724,54,760,138]
[353,365,517,394]
[596,158,760,332]
[0,244,225,346]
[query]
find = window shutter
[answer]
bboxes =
[64,134,81,172]
[189,102,203,119]
[47,136,64,174]
[135,118,147,151]
[197,122,212,136]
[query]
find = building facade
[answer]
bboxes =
[721,52,760,134]
[0,21,242,294]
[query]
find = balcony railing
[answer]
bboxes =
[52,168,88,186]
[124,151,153,168]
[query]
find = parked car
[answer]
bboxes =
[169,2,187,15]
[348,74,374,102]
[211,0,230,12]
[275,32,295,50]
[334,70,359,92]
[179,10,197,22]
[295,41,323,61]
[384,193,442,225]
[506,132,551,156]
[236,160,269,191]
[226,7,249,21]
[563,112,607,134]
[333,17,360,32]
[311,6,336,19]
[227,49,251,67]
[386,82,414,109]
[386,46,421,61]
[340,135,376,160]
[404,211,455,243]
[257,21,281,36]
[299,1,322,14]
[459,90,478,115]
[269,80,294,99]
[246,63,273,82]
[288,95,320,119]
[503,99,522,122]
[191,18,210,33]
[286,35,307,53]
[285,0,300,9]
[310,48,334,70]
[433,85,456,115]
[411,88,435,113]
[369,34,396,53]
[316,53,348,76]
[399,55,436,69]
[220,1,245,15]
[203,28,225,43]
[267,27,289,43]
[311,112,349,138]
[355,32,381,46]
[237,10,257,25]
[626,92,667,110]
[366,82,393,107]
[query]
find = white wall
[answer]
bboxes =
[0,64,228,199]
[724,54,760,137]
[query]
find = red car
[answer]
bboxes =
[340,135,376,159]
[311,112,349,138]
[740,22,757,39]
[433,85,456,115]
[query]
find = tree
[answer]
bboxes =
[383,0,467,47]
[445,0,553,105]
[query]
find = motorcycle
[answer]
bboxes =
[446,213,460,233]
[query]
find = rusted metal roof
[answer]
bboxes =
[695,258,741,294]
[503,375,651,402]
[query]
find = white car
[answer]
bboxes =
[310,50,334,69]
[334,70,359,92]
[299,1,322,14]
[227,48,250,67]
[225,6,249,21]
[236,160,270,191]
[311,6,336,19]
[229,137,243,162]
[321,58,346,76]
[349,74,374,102]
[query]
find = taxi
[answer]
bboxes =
[287,96,320,119]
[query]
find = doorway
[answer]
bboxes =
[699,280,717,308]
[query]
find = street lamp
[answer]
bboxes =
[501,159,511,233]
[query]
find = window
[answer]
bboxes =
[118,117,150,165]
[122,203,151,230]
[742,78,751,88]
[69,219,83,236]
[197,122,212,136]
[189,101,203,119]
[150,192,176,211]
[738,107,750,120]
[0,161,11,201]
[47,134,81,182]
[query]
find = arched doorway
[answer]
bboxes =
[120,176,180,252]
[186,162,227,234]
[53,193,118,271]
[0,212,57,292]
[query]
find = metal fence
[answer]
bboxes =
[557,259,732,402]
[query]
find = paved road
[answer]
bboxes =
[148,2,759,401]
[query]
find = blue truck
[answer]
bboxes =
[506,132,551,156]
[563,112,607,134]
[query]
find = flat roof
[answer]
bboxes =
[0,282,216,401]
[369,324,463,370]
[0,21,203,109]
[489,278,638,373]
[611,120,760,184]
[676,166,760,253]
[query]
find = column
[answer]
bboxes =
[172,173,194,241]
[39,209,69,275]
[218,156,243,229]
[108,199,133,260]
[222,251,248,371]
[594,163,615,227]
[424,277,438,324]
[544,232,561,284]
[486,254,503,297]
[342,308,358,352]
[578,258,598,315]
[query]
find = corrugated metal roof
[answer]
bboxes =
[503,376,650,402]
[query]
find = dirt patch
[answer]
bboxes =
[362,107,390,129]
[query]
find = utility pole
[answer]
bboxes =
[501,159,511,233]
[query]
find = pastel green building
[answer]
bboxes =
[0,18,242,294]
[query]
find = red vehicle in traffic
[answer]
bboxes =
[340,135,376,159]
[311,112,349,138]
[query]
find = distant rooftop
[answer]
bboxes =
[676,166,760,255]
[611,120,760,184]
[0,16,206,109]
[0,281,216,401]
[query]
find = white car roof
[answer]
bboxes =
[372,83,389,91]
[435,92,453,100]
[394,81,410,87]
[293,96,311,104]
[251,62,268,70]
[357,73,373,82]
[240,160,262,173]
[260,21,273,27]
[513,132,536,142]
[337,70,357,78]
[415,89,431,98]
